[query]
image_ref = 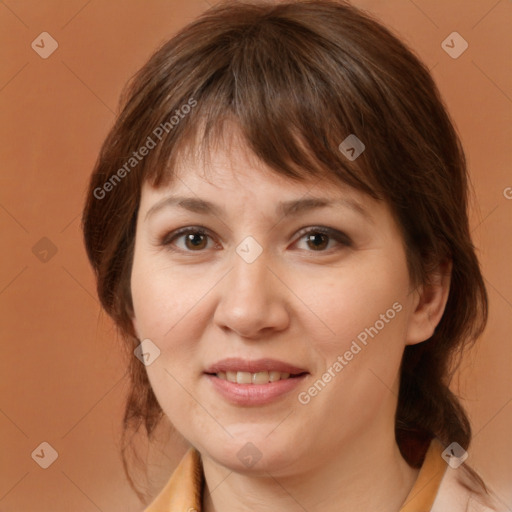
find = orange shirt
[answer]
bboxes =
[145,439,447,512]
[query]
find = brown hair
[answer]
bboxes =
[82,0,489,503]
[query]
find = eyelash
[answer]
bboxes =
[159,225,352,254]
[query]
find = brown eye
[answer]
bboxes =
[295,227,352,252]
[161,227,215,252]
[305,232,329,251]
[183,232,208,250]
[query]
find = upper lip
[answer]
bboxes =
[204,358,308,375]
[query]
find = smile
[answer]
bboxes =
[204,358,309,406]
[215,370,296,384]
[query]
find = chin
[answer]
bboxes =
[202,435,301,475]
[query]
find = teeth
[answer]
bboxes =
[253,371,269,384]
[236,371,252,384]
[217,371,295,384]
[269,371,281,382]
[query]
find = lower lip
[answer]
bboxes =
[205,374,308,406]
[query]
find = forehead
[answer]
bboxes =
[144,131,369,206]
[139,146,385,234]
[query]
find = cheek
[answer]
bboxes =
[133,289,209,442]
[131,267,207,386]
[306,258,410,349]
[301,256,411,408]
[130,252,211,340]
[144,362,222,448]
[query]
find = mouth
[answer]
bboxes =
[204,357,308,381]
[210,370,307,385]
[204,358,309,406]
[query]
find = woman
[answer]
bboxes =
[82,1,503,510]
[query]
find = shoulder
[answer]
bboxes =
[432,465,506,512]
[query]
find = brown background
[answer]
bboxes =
[1,0,511,510]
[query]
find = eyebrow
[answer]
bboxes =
[144,195,373,223]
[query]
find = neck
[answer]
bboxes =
[201,414,420,512]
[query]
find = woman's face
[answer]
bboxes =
[130,134,425,476]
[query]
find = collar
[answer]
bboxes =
[145,438,446,511]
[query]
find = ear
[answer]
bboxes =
[405,259,452,346]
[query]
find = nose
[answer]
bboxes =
[213,250,290,339]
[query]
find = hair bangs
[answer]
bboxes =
[140,12,383,200]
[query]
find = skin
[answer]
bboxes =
[130,129,451,511]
